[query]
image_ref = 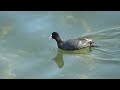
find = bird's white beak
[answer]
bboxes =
[49,35,52,40]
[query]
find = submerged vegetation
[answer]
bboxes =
[0,26,12,39]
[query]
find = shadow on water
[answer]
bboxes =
[52,47,94,68]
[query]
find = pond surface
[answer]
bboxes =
[0,11,120,79]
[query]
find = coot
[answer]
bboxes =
[49,32,94,50]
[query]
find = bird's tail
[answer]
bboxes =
[90,41,100,47]
[91,45,100,47]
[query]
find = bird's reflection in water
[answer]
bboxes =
[53,47,94,68]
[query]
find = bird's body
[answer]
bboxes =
[50,32,94,51]
[57,38,93,50]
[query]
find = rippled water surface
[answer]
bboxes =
[0,11,120,79]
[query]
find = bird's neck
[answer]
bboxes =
[55,37,63,49]
[55,37,63,43]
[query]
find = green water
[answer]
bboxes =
[0,11,120,79]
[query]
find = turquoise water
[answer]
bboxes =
[0,11,120,79]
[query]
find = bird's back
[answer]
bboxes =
[62,38,92,50]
